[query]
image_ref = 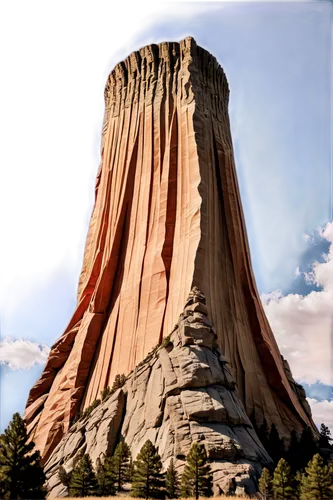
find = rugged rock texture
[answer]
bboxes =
[25,37,317,463]
[44,289,272,498]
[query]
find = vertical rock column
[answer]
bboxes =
[25,37,316,463]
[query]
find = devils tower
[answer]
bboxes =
[25,37,316,483]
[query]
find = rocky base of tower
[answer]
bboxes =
[43,289,272,498]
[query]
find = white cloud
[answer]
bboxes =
[307,398,333,435]
[0,338,50,371]
[262,222,333,386]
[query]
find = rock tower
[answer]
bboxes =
[25,38,316,475]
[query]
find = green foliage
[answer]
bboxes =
[318,423,333,450]
[294,470,303,499]
[72,399,102,426]
[100,386,111,401]
[259,467,272,499]
[166,458,179,498]
[95,456,116,496]
[111,441,132,492]
[131,440,164,499]
[72,411,82,425]
[272,458,295,500]
[162,335,171,348]
[82,399,101,419]
[69,454,97,497]
[180,442,212,499]
[111,374,127,392]
[128,456,134,483]
[300,453,333,499]
[0,412,46,499]
[58,464,72,487]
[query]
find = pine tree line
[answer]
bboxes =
[1,410,331,499]
[251,412,333,472]
[58,439,213,499]
[259,454,333,499]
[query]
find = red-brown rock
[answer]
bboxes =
[25,37,317,462]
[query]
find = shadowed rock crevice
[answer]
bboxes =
[25,36,317,465]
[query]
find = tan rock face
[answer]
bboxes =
[43,290,272,497]
[25,37,317,462]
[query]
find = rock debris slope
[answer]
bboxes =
[25,37,316,464]
[44,289,272,498]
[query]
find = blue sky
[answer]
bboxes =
[0,0,332,433]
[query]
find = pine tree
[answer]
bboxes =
[111,374,127,392]
[298,426,318,470]
[294,470,303,499]
[100,386,111,401]
[58,464,72,487]
[111,441,132,492]
[95,456,116,496]
[286,429,301,473]
[318,423,333,450]
[58,453,83,489]
[258,418,270,452]
[180,442,212,499]
[128,455,134,482]
[0,412,46,499]
[166,458,180,498]
[267,424,285,465]
[132,440,164,499]
[272,458,295,500]
[300,453,333,499]
[259,467,272,499]
[69,454,97,497]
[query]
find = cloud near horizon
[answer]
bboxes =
[0,338,50,370]
[307,398,333,434]
[262,221,333,386]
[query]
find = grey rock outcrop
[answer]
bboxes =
[44,288,272,498]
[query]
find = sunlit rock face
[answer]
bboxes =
[43,289,273,498]
[25,37,316,463]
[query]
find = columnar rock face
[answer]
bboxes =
[25,37,316,464]
[43,289,273,498]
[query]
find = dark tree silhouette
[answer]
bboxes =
[285,429,301,473]
[267,424,285,465]
[0,412,46,499]
[318,423,332,450]
[298,427,318,471]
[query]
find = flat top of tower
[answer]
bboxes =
[104,35,227,94]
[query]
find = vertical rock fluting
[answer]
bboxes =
[25,37,316,462]
[43,288,274,498]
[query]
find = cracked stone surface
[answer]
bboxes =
[44,289,272,498]
[25,36,317,466]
